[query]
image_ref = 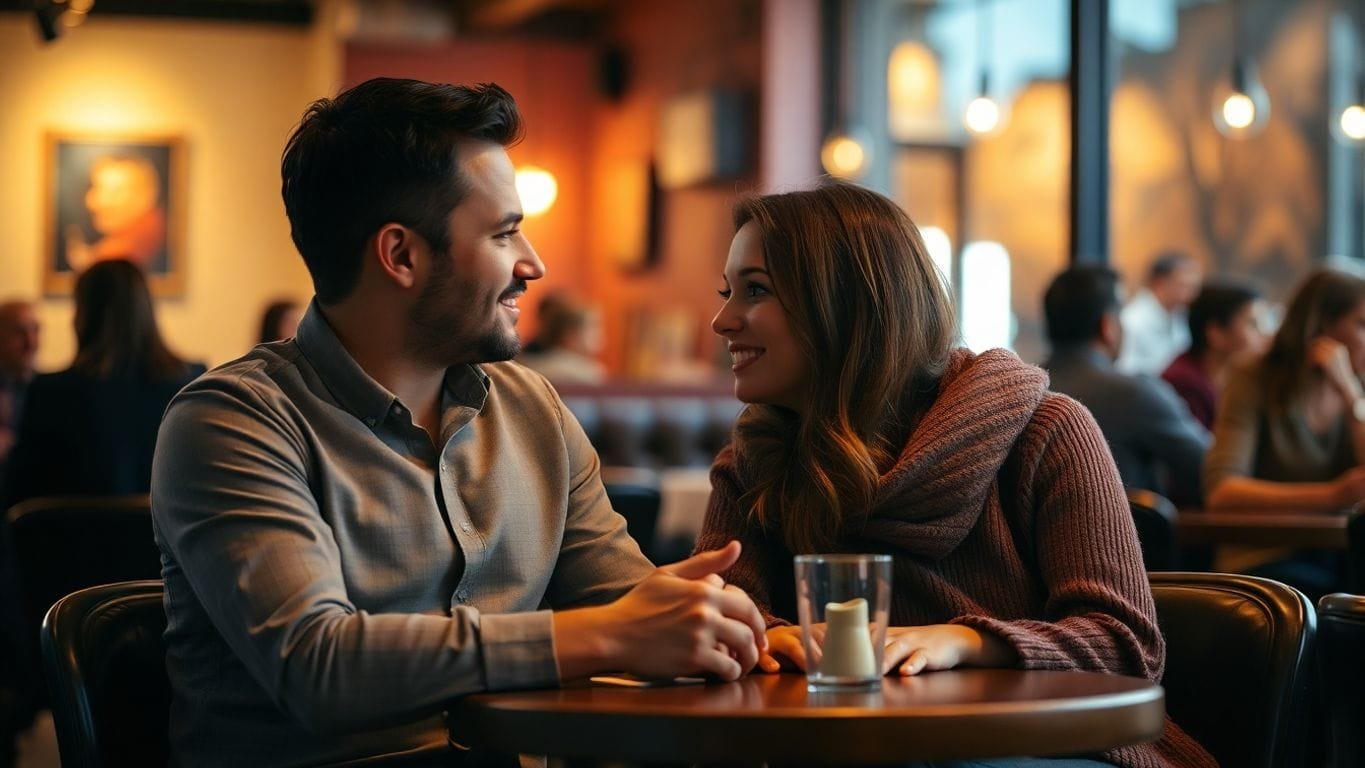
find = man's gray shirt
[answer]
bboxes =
[151,303,653,767]
[1044,344,1210,505]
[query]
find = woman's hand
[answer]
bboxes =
[1310,337,1364,400]
[881,624,1015,676]
[756,625,808,673]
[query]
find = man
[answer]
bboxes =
[0,300,39,469]
[64,155,167,271]
[1116,251,1202,375]
[1043,266,1209,505]
[151,79,765,768]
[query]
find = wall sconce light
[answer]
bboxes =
[515,165,558,217]
[1212,0,1269,138]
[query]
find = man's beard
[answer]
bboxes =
[408,261,523,366]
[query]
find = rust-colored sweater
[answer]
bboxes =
[696,348,1217,768]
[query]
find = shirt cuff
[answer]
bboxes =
[479,610,559,691]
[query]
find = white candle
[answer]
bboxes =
[819,597,876,678]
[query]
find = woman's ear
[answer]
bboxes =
[371,223,423,290]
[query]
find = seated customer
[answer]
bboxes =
[256,298,302,345]
[1205,268,1365,599]
[1117,251,1201,375]
[1161,283,1267,429]
[2,259,203,508]
[518,293,607,385]
[152,78,764,767]
[697,182,1214,768]
[1043,267,1209,505]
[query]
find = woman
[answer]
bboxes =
[1204,269,1365,596]
[695,183,1214,768]
[1161,283,1267,430]
[2,259,204,507]
[257,299,302,345]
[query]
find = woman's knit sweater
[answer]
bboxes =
[695,348,1217,768]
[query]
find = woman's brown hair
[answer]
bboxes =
[1260,268,1365,412]
[71,259,188,378]
[731,181,956,554]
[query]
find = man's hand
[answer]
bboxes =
[552,540,767,682]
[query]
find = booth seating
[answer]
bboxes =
[555,382,743,470]
[1150,572,1316,768]
[1318,592,1365,768]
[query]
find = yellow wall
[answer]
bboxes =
[0,13,338,370]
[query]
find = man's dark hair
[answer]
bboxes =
[1043,266,1121,345]
[1147,251,1191,284]
[281,78,523,304]
[1188,283,1260,353]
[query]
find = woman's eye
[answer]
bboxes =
[745,283,769,298]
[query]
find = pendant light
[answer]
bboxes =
[1333,0,1365,146]
[963,0,1007,138]
[1211,0,1269,138]
[821,0,870,178]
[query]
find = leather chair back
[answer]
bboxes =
[1127,488,1176,570]
[1318,592,1365,768]
[601,467,662,563]
[41,580,169,768]
[1347,512,1365,593]
[7,494,160,640]
[1150,572,1316,768]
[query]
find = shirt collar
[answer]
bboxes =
[1046,342,1116,371]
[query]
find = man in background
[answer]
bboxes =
[1044,266,1209,506]
[1117,251,1202,375]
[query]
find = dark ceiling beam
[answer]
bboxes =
[458,0,580,31]
[0,0,313,26]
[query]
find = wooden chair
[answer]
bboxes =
[1150,572,1316,767]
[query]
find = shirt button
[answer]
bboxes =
[456,590,469,603]
[460,522,471,532]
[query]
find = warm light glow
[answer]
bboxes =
[820,134,867,178]
[60,8,87,26]
[1220,93,1256,130]
[920,226,952,287]
[960,241,1012,352]
[69,0,94,11]
[888,40,941,136]
[963,96,1002,136]
[1340,105,1365,142]
[514,166,557,217]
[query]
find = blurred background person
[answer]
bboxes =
[257,299,302,345]
[64,155,167,272]
[2,260,203,508]
[1161,284,1268,430]
[519,293,607,386]
[0,301,39,472]
[1043,266,1209,506]
[1117,251,1202,376]
[1205,268,1365,599]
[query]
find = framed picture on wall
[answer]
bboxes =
[43,132,187,297]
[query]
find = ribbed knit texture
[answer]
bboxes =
[698,348,1218,768]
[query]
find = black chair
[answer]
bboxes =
[1347,511,1365,593]
[601,467,662,563]
[7,494,161,645]
[1318,592,1365,768]
[41,579,169,768]
[1149,572,1316,768]
[1127,488,1177,570]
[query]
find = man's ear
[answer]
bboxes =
[371,223,423,290]
[1099,312,1123,355]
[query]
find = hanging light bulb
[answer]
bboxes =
[820,128,871,179]
[963,72,1008,137]
[514,165,557,216]
[1211,59,1269,137]
[1333,76,1365,146]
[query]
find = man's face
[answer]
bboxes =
[0,303,39,379]
[408,141,546,366]
[1154,263,1202,313]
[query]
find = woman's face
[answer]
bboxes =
[711,222,811,412]
[1324,300,1365,374]
[1212,300,1269,366]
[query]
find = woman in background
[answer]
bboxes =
[257,299,302,345]
[2,259,204,507]
[695,182,1213,768]
[1204,268,1365,597]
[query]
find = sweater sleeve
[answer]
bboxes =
[694,447,789,628]
[951,395,1166,681]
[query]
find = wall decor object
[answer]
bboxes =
[656,88,753,189]
[44,132,186,296]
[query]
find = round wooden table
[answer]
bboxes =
[450,669,1165,763]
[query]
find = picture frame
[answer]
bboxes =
[44,132,187,297]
